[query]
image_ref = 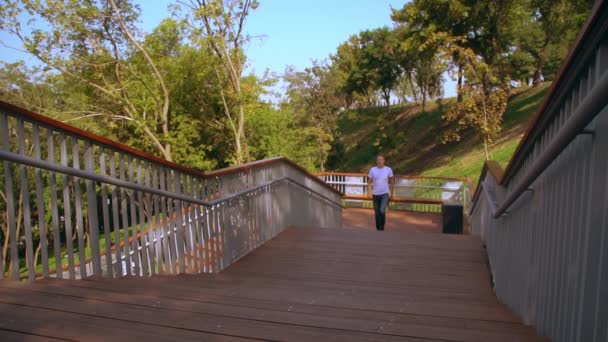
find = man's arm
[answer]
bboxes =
[367,176,373,198]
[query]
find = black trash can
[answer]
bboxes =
[442,203,463,234]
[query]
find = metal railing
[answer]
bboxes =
[470,3,608,342]
[316,172,471,213]
[0,101,342,282]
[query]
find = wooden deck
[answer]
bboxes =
[342,207,443,233]
[0,227,546,341]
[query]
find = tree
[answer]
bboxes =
[393,25,445,111]
[177,0,259,165]
[392,0,470,102]
[520,0,593,86]
[283,61,345,170]
[0,0,174,160]
[358,28,401,109]
[331,29,400,110]
[442,42,509,160]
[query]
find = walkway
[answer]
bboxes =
[342,207,442,233]
[0,227,545,341]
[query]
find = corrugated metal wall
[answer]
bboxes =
[471,19,608,342]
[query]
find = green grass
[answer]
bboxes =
[330,84,550,184]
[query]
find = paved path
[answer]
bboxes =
[0,227,546,341]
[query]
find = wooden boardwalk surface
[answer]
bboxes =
[0,226,546,341]
[342,207,442,233]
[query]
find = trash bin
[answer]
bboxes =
[442,203,463,234]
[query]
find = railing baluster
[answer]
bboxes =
[196,180,206,272]
[32,124,49,277]
[84,141,102,276]
[1,113,18,280]
[127,156,141,276]
[99,147,113,278]
[60,134,76,280]
[184,175,198,273]
[196,179,208,273]
[47,129,62,279]
[164,168,178,274]
[118,153,131,276]
[109,151,122,277]
[144,161,156,275]
[154,166,170,274]
[173,172,186,274]
[136,159,149,276]
[17,119,35,282]
[71,138,86,278]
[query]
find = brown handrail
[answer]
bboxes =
[470,161,504,213]
[0,100,341,196]
[316,171,469,182]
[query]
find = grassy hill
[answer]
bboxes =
[327,84,550,182]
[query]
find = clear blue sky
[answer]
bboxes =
[0,0,455,98]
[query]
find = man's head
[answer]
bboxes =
[376,154,386,167]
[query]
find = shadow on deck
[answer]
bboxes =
[0,226,546,341]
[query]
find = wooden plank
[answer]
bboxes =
[0,286,443,342]
[0,328,66,341]
[0,302,251,342]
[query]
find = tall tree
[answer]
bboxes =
[358,28,401,109]
[283,61,345,170]
[521,0,593,85]
[177,0,258,165]
[441,40,509,160]
[0,0,174,160]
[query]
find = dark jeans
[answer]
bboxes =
[372,194,389,231]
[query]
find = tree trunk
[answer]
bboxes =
[422,92,427,112]
[457,63,464,102]
[533,37,550,87]
[383,89,391,112]
[237,103,250,163]
[483,137,490,160]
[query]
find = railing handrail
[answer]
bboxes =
[0,149,343,209]
[0,100,341,197]
[315,171,469,182]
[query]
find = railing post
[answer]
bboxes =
[99,147,113,278]
[72,138,86,278]
[60,133,75,280]
[85,140,102,277]
[16,119,35,282]
[1,113,18,280]
[32,124,49,278]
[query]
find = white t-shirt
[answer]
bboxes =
[368,166,394,195]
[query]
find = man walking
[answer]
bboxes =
[367,155,394,231]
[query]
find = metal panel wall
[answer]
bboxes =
[471,35,608,342]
